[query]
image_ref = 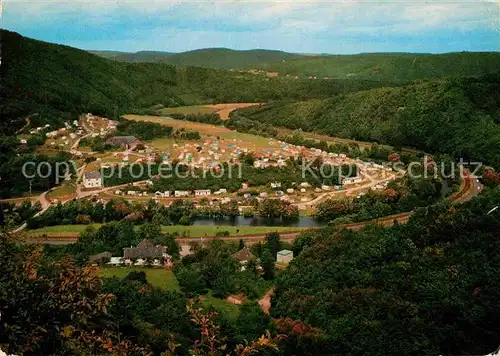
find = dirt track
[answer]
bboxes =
[204,103,261,120]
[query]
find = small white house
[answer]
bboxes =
[175,190,189,197]
[286,188,295,194]
[343,177,362,185]
[155,191,171,198]
[82,171,102,189]
[270,182,281,188]
[19,138,28,144]
[107,257,124,266]
[277,250,294,264]
[194,189,211,197]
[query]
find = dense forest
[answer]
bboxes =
[3,186,500,354]
[272,185,500,355]
[235,74,500,168]
[90,47,500,82]
[261,52,500,81]
[0,30,391,134]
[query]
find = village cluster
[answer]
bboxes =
[22,112,397,208]
[89,239,295,269]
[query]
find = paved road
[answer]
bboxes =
[11,191,51,233]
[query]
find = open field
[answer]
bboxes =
[124,115,230,134]
[124,114,274,150]
[203,103,261,120]
[99,267,180,291]
[161,225,306,237]
[157,103,261,120]
[25,224,305,238]
[158,105,218,116]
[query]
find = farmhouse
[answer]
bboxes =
[123,239,167,261]
[106,136,139,149]
[277,250,294,264]
[232,247,257,269]
[194,189,211,197]
[82,171,102,189]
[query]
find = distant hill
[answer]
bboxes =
[91,47,500,82]
[91,47,305,69]
[162,48,304,69]
[235,73,500,168]
[1,30,389,133]
[89,50,176,63]
[87,50,131,59]
[260,52,500,81]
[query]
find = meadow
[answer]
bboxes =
[158,105,218,116]
[26,224,305,238]
[99,267,180,290]
[99,268,240,319]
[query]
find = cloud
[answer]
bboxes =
[3,0,498,52]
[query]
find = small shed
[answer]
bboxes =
[277,250,293,265]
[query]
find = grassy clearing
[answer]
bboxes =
[124,114,276,151]
[99,267,180,291]
[158,105,218,116]
[124,115,230,134]
[47,183,77,199]
[149,138,192,151]
[201,291,240,320]
[163,225,305,237]
[25,224,304,238]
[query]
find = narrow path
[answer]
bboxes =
[258,288,274,314]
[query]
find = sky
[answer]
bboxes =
[2,0,499,54]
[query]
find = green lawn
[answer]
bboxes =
[201,291,240,321]
[47,183,77,199]
[99,267,180,291]
[162,225,305,237]
[26,224,304,237]
[158,105,218,116]
[100,268,239,319]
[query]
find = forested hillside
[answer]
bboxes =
[160,48,304,69]
[236,74,500,168]
[261,52,500,81]
[91,47,500,82]
[89,50,175,62]
[0,30,391,134]
[273,186,500,355]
